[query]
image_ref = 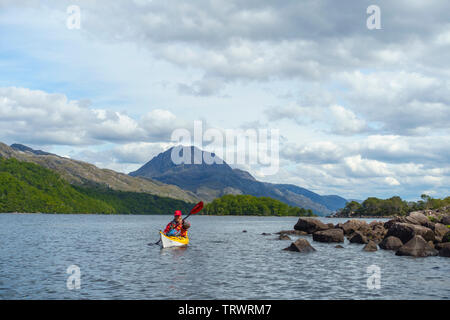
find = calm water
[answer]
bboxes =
[0,213,449,300]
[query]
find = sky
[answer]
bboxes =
[0,0,449,201]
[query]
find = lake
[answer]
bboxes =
[0,213,449,299]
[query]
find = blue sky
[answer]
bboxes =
[0,1,449,201]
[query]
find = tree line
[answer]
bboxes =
[340,195,450,217]
[203,194,316,216]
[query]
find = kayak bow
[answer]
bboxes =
[159,231,189,248]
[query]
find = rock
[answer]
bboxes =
[384,217,407,230]
[435,242,450,250]
[395,235,439,257]
[261,233,271,236]
[283,238,316,253]
[386,223,435,243]
[434,223,449,239]
[369,221,383,228]
[405,216,420,225]
[242,230,247,233]
[327,223,334,228]
[379,236,403,250]
[312,228,344,243]
[276,230,308,236]
[279,234,291,240]
[335,245,344,248]
[436,243,450,257]
[363,240,378,252]
[441,215,450,225]
[442,231,450,243]
[439,246,450,257]
[349,231,369,244]
[340,220,370,235]
[428,241,435,249]
[408,211,429,226]
[294,218,330,234]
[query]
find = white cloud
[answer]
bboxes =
[0,87,185,145]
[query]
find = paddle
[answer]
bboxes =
[153,201,204,245]
[183,201,204,222]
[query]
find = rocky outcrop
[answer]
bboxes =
[385,223,435,243]
[294,218,330,234]
[363,240,378,252]
[395,235,439,257]
[286,209,450,258]
[313,228,344,243]
[379,236,403,250]
[284,238,316,253]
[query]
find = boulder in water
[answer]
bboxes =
[395,235,438,257]
[340,220,370,235]
[312,228,344,243]
[349,231,368,244]
[386,223,435,243]
[279,234,291,240]
[363,240,378,252]
[379,236,403,250]
[294,217,330,234]
[283,238,316,253]
[438,243,450,257]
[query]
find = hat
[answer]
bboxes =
[174,210,182,217]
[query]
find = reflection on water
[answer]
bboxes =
[0,213,449,299]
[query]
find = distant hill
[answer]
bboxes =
[0,142,199,203]
[130,146,347,215]
[0,157,194,214]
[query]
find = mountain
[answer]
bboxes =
[0,142,199,203]
[10,143,54,156]
[129,146,348,215]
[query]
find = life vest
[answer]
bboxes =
[164,220,187,237]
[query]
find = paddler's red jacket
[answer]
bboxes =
[164,220,187,237]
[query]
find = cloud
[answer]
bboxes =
[1,1,450,200]
[0,87,186,145]
[177,77,226,97]
[338,71,450,135]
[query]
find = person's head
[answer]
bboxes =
[174,210,182,223]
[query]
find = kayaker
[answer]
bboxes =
[164,210,190,237]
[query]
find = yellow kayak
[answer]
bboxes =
[159,231,189,248]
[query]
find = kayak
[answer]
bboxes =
[159,231,189,248]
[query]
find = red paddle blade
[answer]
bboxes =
[190,201,204,215]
